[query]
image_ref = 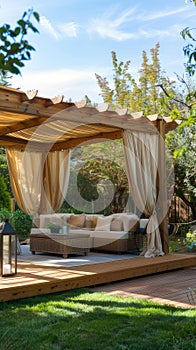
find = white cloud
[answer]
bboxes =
[40,16,79,39]
[138,6,190,21]
[88,17,136,41]
[87,7,137,41]
[139,24,182,39]
[109,7,137,27]
[88,18,181,42]
[58,22,79,38]
[40,16,60,39]
[87,5,192,41]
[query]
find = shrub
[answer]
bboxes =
[11,209,33,241]
[0,208,12,221]
[0,175,11,210]
[183,230,196,251]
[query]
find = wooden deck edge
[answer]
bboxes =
[0,254,195,302]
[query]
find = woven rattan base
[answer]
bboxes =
[30,233,90,258]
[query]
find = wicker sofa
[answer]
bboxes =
[30,213,141,257]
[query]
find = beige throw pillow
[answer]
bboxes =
[95,216,112,231]
[110,218,123,231]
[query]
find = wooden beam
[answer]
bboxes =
[0,135,28,146]
[52,107,158,134]
[0,130,123,152]
[50,130,123,151]
[0,93,74,120]
[0,116,49,136]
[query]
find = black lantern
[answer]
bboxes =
[0,220,17,277]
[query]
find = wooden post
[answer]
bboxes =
[156,118,169,254]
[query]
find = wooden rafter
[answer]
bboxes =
[0,116,48,136]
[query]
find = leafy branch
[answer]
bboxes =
[181,1,196,75]
[0,8,40,76]
[156,84,191,110]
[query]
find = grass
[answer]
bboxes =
[0,289,195,350]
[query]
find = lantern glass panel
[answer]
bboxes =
[2,234,16,276]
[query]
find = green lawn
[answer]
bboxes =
[0,289,195,350]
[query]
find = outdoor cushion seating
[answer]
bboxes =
[30,212,141,255]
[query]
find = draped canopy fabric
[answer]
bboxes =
[6,131,165,257]
[6,148,70,216]
[123,130,164,258]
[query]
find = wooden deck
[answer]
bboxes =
[92,267,196,308]
[0,253,195,302]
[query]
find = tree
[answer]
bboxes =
[95,51,134,108]
[171,1,196,131]
[77,157,128,214]
[157,1,196,129]
[166,124,196,219]
[0,71,12,86]
[60,140,129,214]
[0,8,39,77]
[163,2,196,220]
[181,1,196,76]
[95,42,196,219]
[95,43,179,116]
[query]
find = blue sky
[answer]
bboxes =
[1,0,195,102]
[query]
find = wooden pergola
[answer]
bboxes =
[0,85,181,254]
[0,86,180,150]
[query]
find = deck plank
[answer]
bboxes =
[91,267,196,308]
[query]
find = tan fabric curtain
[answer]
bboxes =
[40,150,70,214]
[6,148,70,215]
[123,130,164,257]
[6,149,42,215]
